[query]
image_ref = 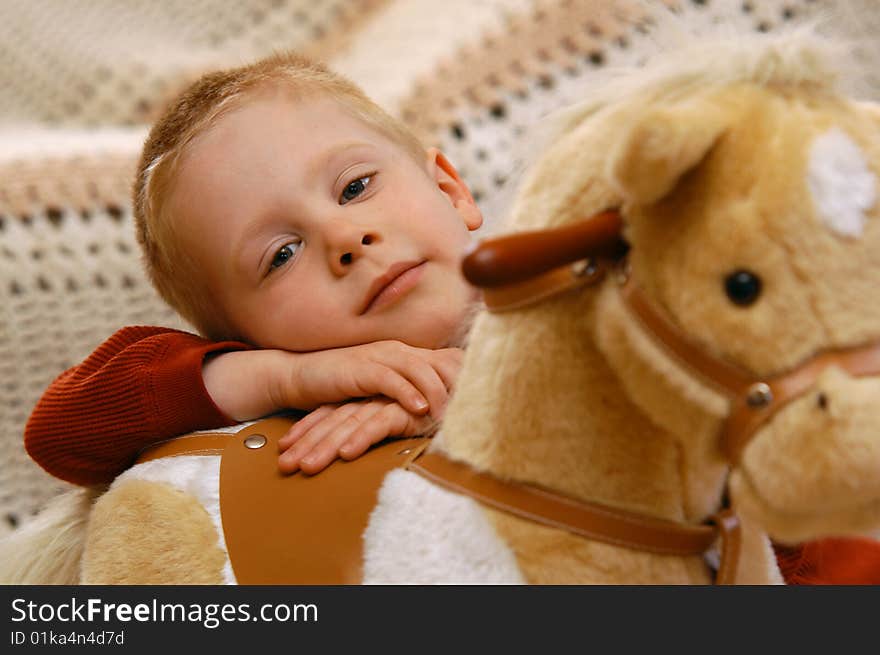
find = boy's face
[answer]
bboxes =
[169,88,483,351]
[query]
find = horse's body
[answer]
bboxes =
[4,29,880,585]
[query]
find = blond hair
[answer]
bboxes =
[133,51,426,340]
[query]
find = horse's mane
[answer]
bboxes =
[527,14,858,158]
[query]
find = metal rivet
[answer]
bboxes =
[746,383,773,408]
[571,258,597,278]
[244,434,267,449]
[615,261,631,285]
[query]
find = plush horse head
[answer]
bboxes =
[436,29,880,583]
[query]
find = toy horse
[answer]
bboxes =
[4,28,879,584]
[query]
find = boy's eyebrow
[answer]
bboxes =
[308,141,377,179]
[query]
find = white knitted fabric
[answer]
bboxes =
[0,0,389,127]
[0,128,192,536]
[2,0,878,537]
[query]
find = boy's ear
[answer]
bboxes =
[427,147,483,230]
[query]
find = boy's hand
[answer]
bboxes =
[276,398,436,475]
[203,341,462,422]
[278,341,462,418]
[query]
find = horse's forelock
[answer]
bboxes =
[807,126,877,239]
[531,26,847,160]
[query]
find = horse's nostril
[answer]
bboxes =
[817,393,829,410]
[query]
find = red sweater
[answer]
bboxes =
[23,325,879,584]
[774,537,880,585]
[24,326,249,486]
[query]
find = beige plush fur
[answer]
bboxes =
[81,479,226,584]
[0,488,101,584]
[731,369,880,544]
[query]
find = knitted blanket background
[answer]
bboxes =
[2,0,878,535]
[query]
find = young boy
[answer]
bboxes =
[25,52,481,486]
[23,51,878,585]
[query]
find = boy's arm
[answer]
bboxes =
[26,330,459,486]
[203,340,462,423]
[774,537,880,584]
[24,326,251,486]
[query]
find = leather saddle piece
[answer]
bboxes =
[138,416,737,584]
[217,416,429,584]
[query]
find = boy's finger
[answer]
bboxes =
[364,345,442,414]
[338,413,400,460]
[430,348,464,393]
[386,358,448,420]
[340,403,416,459]
[277,405,336,451]
[278,403,361,473]
[358,364,429,415]
[298,402,386,474]
[337,424,383,461]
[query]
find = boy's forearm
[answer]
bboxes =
[24,326,245,485]
[202,349,300,421]
[203,341,462,422]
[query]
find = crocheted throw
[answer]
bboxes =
[1,0,878,534]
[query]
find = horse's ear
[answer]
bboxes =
[606,98,730,204]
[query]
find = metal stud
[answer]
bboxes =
[571,258,597,278]
[745,382,773,408]
[244,434,267,449]
[615,260,631,285]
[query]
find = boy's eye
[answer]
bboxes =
[269,240,301,271]
[339,175,372,204]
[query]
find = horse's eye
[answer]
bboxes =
[724,270,762,306]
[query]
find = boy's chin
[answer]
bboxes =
[400,306,477,349]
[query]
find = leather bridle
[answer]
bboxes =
[619,274,880,464]
[462,208,880,466]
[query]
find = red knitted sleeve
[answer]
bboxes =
[24,326,252,486]
[774,537,880,585]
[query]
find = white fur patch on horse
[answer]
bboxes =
[807,127,876,238]
[362,469,526,584]
[115,456,235,584]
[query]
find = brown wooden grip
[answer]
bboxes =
[462,209,625,288]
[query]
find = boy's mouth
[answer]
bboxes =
[360,260,427,315]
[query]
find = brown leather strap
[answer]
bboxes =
[708,509,742,585]
[407,449,718,557]
[135,432,230,463]
[620,275,880,464]
[721,341,880,463]
[409,449,741,582]
[620,277,754,397]
[482,258,608,312]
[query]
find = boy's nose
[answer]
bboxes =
[326,222,380,276]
